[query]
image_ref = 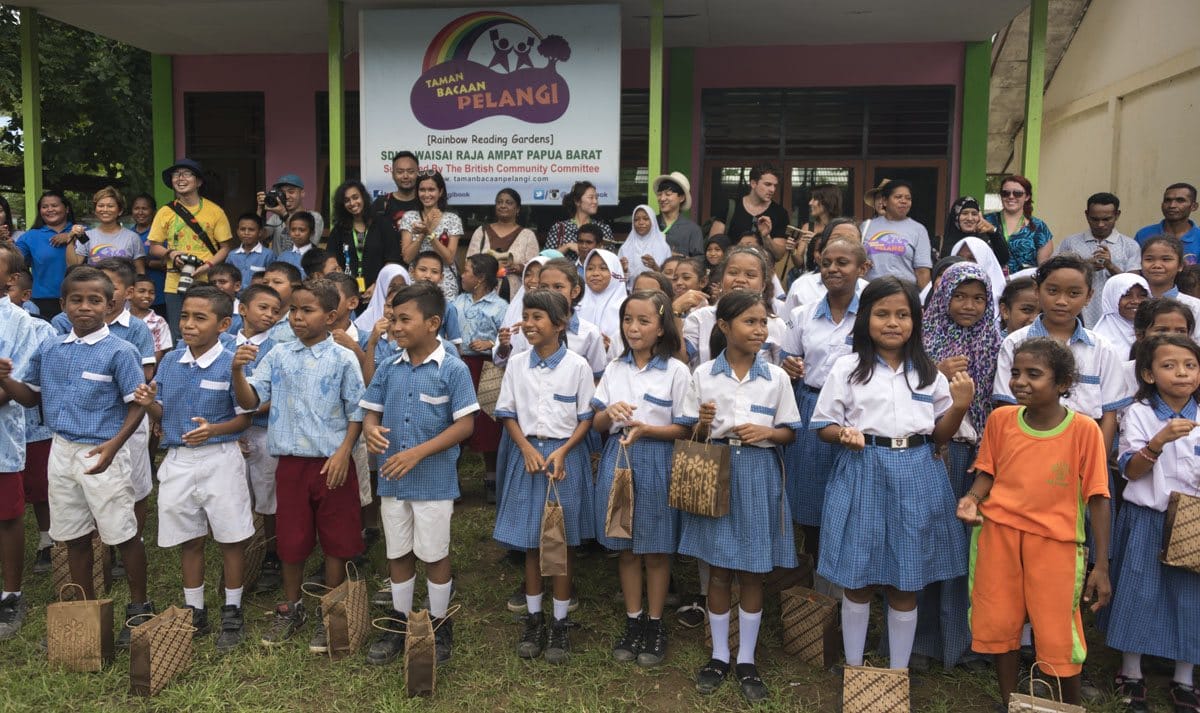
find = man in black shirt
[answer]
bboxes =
[710,163,791,262]
[362,151,421,288]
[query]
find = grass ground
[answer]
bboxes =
[0,454,1182,711]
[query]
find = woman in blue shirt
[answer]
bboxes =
[985,175,1053,273]
[15,191,80,318]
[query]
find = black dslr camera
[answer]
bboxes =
[263,189,284,209]
[176,254,205,293]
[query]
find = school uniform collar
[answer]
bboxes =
[110,308,132,328]
[291,244,313,256]
[619,352,669,371]
[284,333,333,353]
[397,343,447,367]
[1028,315,1093,347]
[710,351,771,382]
[343,322,360,342]
[0,295,10,309]
[63,324,110,345]
[814,292,860,321]
[236,330,270,346]
[567,313,580,334]
[1164,287,1181,299]
[874,354,915,372]
[180,341,225,368]
[1151,395,1198,421]
[234,243,264,255]
[529,344,568,369]
[467,291,504,306]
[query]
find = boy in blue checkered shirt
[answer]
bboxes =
[133,286,255,653]
[360,282,478,666]
[232,277,366,651]
[0,266,153,647]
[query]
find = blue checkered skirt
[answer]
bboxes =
[1098,503,1200,662]
[593,435,679,554]
[785,386,839,526]
[492,436,594,550]
[818,444,967,591]
[676,445,798,574]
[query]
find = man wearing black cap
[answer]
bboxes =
[653,171,704,257]
[257,174,324,254]
[147,158,235,338]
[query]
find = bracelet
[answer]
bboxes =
[1139,446,1159,463]
[673,310,687,318]
[966,490,986,504]
[1145,443,1162,456]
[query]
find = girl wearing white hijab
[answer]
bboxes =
[950,236,1008,317]
[354,263,410,333]
[618,204,672,286]
[578,248,627,343]
[1091,272,1150,357]
[501,255,551,330]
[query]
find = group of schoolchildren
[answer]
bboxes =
[0,198,1198,712]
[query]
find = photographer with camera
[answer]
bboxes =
[257,174,324,255]
[147,158,235,339]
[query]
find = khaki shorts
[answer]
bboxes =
[47,435,136,545]
[157,441,255,547]
[381,498,453,562]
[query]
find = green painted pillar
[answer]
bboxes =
[646,0,663,206]
[327,0,345,204]
[666,48,694,186]
[1022,0,1047,193]
[20,8,42,223]
[959,40,991,200]
[151,54,175,207]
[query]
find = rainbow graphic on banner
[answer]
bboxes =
[421,11,543,72]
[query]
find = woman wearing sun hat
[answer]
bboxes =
[653,172,704,257]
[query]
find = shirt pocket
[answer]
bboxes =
[640,392,674,425]
[417,391,451,422]
[750,403,777,426]
[78,370,117,403]
[197,379,233,416]
[549,391,579,424]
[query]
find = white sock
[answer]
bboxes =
[1120,651,1143,679]
[887,606,919,670]
[552,598,570,622]
[697,561,710,596]
[224,586,243,608]
[1175,661,1195,688]
[627,609,643,619]
[38,531,52,549]
[526,593,542,614]
[183,584,205,610]
[708,609,730,663]
[427,579,452,619]
[391,575,415,614]
[841,595,871,667]
[1,591,18,599]
[1021,622,1033,647]
[736,608,762,665]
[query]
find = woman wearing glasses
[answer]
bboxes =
[986,175,1053,273]
[400,170,464,300]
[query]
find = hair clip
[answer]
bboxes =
[658,303,665,315]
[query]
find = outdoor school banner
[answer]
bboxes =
[359,5,621,205]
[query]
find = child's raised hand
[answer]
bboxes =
[782,356,805,381]
[604,401,636,424]
[497,326,513,349]
[955,495,983,525]
[948,371,975,409]
[640,254,658,270]
[0,357,13,381]
[364,423,391,454]
[182,417,215,446]
[697,401,717,428]
[1083,566,1111,612]
[132,381,157,407]
[838,426,865,451]
[232,344,258,369]
[1152,418,1199,448]
[937,355,969,379]
[673,290,708,315]
[602,333,612,352]
[371,318,389,339]
[619,256,630,275]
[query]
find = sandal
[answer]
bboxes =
[1171,682,1200,713]
[1114,675,1148,713]
[695,658,729,695]
[735,662,770,702]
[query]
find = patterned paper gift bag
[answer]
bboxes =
[46,583,114,672]
[667,433,730,517]
[780,585,839,667]
[604,441,634,539]
[1161,491,1200,573]
[842,665,910,713]
[1008,663,1086,712]
[476,361,504,417]
[540,479,568,577]
[404,609,437,697]
[51,532,111,599]
[303,562,369,660]
[129,605,195,696]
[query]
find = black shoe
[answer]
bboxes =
[612,614,645,662]
[260,601,307,646]
[0,593,28,641]
[695,658,730,694]
[1170,681,1200,713]
[506,585,527,613]
[637,618,667,667]
[1115,675,1149,713]
[432,616,453,664]
[544,617,571,664]
[117,601,156,649]
[735,663,770,702]
[366,610,406,665]
[215,605,244,653]
[32,546,52,574]
[516,611,546,659]
[676,596,706,629]
[308,605,328,654]
[187,605,211,637]
[255,556,282,593]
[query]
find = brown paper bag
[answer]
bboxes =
[1008,663,1087,712]
[604,442,634,539]
[404,609,437,697]
[129,605,194,696]
[668,435,730,517]
[477,361,504,417]
[780,585,839,667]
[51,532,111,599]
[842,665,910,713]
[303,562,369,660]
[1161,491,1200,573]
[46,583,114,672]
[540,479,568,577]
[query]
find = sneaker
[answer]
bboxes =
[309,605,328,654]
[907,652,931,673]
[117,601,156,649]
[695,657,730,695]
[676,596,706,629]
[516,611,546,659]
[373,582,393,608]
[432,616,453,664]
[32,547,52,575]
[735,662,770,702]
[637,618,667,667]
[544,617,571,664]
[260,601,306,646]
[1170,681,1200,713]
[187,605,211,637]
[366,611,407,665]
[0,593,28,640]
[215,605,244,653]
[255,556,282,593]
[612,614,644,662]
[507,586,527,613]
[1115,675,1149,713]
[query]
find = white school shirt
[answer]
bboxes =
[783,293,858,389]
[591,353,691,434]
[1161,287,1200,342]
[682,304,788,368]
[494,313,608,378]
[811,353,951,437]
[1118,397,1200,510]
[493,344,595,439]
[992,316,1130,419]
[783,271,869,316]
[679,353,802,447]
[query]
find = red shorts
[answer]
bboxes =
[0,472,25,520]
[21,439,51,504]
[274,456,363,564]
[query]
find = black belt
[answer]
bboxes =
[863,434,931,450]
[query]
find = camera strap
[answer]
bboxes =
[169,200,220,255]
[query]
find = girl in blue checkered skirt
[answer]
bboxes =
[810,276,974,674]
[592,290,692,667]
